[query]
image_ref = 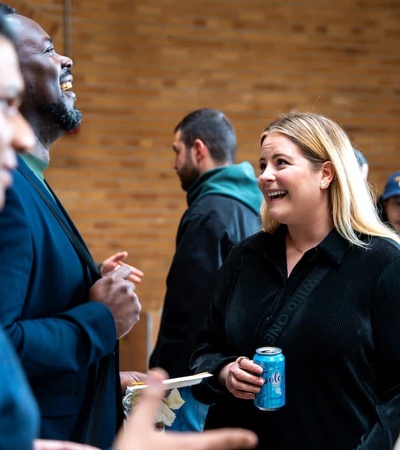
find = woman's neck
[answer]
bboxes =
[286,219,334,254]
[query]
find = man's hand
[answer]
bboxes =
[100,251,144,284]
[120,370,148,395]
[114,368,258,450]
[89,265,141,338]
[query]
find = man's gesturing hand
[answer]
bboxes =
[89,265,141,338]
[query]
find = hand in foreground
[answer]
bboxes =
[34,440,99,450]
[120,370,148,395]
[114,368,258,450]
[89,265,141,338]
[219,357,264,400]
[100,251,144,284]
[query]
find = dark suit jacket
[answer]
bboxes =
[0,326,39,450]
[0,156,122,448]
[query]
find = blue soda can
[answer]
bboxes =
[253,346,285,411]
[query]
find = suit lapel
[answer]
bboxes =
[17,156,101,280]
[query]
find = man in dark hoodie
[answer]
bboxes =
[149,108,262,432]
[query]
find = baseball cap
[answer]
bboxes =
[354,149,367,167]
[381,171,400,201]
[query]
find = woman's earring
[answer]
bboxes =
[320,182,328,189]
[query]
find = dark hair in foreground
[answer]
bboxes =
[174,108,237,164]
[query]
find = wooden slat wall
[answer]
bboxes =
[11,0,400,372]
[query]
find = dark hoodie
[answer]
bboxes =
[150,161,262,378]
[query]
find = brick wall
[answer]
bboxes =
[12,0,400,371]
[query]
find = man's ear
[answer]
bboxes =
[192,138,208,163]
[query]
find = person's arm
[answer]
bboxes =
[150,208,234,375]
[0,328,40,450]
[28,364,257,450]
[357,257,400,449]
[0,185,139,376]
[33,440,99,450]
[169,211,230,330]
[32,369,257,450]
[113,368,258,450]
[189,247,248,403]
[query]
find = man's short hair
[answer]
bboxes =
[174,108,237,164]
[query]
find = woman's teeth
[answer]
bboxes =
[268,190,287,198]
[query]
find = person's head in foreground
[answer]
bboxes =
[0,9,34,208]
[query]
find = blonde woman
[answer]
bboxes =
[190,112,400,450]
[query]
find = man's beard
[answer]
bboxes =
[178,155,200,191]
[41,101,82,132]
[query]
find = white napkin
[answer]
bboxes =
[123,386,185,427]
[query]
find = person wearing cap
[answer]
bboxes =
[354,148,369,180]
[379,170,400,234]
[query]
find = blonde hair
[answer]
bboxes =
[260,112,400,246]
